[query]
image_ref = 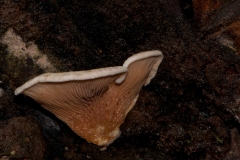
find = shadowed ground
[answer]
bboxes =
[0,0,240,159]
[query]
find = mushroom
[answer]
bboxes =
[15,50,163,146]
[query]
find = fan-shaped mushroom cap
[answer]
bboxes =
[15,50,163,146]
[115,50,163,85]
[15,67,127,95]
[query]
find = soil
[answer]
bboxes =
[0,0,240,159]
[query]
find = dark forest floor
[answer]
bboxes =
[0,0,240,159]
